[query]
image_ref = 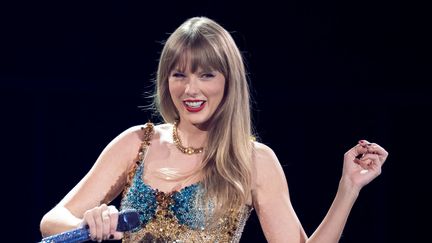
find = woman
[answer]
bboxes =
[40,16,388,242]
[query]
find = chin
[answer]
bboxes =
[184,115,211,127]
[190,118,209,126]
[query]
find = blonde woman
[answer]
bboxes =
[40,17,388,242]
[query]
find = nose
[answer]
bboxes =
[185,75,199,96]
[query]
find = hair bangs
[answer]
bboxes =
[168,36,228,75]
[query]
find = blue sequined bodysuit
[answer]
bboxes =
[120,124,252,242]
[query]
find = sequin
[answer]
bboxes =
[120,123,252,242]
[120,162,252,243]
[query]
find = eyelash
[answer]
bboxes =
[172,73,185,78]
[171,72,215,79]
[201,73,215,78]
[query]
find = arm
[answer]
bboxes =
[252,142,308,242]
[40,125,146,240]
[307,140,388,242]
[252,140,388,243]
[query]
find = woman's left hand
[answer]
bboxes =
[342,140,389,191]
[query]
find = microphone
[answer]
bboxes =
[40,209,141,243]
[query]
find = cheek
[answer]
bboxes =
[209,81,225,100]
[168,83,183,110]
[168,81,183,97]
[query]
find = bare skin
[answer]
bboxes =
[40,65,388,242]
[40,121,387,243]
[251,139,387,242]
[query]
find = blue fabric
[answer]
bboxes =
[121,162,205,230]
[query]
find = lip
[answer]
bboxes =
[183,99,206,112]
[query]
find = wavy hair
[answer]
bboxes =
[154,16,253,222]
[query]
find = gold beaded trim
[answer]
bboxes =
[123,122,154,197]
[172,120,204,155]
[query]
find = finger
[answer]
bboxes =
[358,139,371,146]
[94,204,107,242]
[359,153,382,174]
[359,153,379,163]
[360,140,387,155]
[110,231,124,240]
[102,210,111,240]
[108,206,121,239]
[366,143,389,163]
[345,143,368,160]
[354,157,372,169]
[83,211,96,241]
[358,140,388,163]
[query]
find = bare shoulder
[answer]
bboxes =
[104,123,161,159]
[113,122,172,151]
[113,123,151,144]
[253,141,280,168]
[118,122,165,143]
[252,141,287,189]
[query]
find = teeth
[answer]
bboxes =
[184,101,204,108]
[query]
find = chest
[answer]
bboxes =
[141,140,204,193]
[120,164,253,243]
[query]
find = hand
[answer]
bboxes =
[82,204,123,242]
[342,140,388,192]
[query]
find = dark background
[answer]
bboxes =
[1,0,430,242]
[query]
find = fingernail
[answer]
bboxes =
[358,140,364,144]
[109,234,114,239]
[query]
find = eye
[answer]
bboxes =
[201,72,216,79]
[172,72,186,78]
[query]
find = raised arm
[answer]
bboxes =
[307,140,388,242]
[39,125,145,239]
[252,140,388,243]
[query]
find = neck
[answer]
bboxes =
[176,120,208,148]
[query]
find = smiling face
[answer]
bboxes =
[168,65,226,127]
[156,17,249,130]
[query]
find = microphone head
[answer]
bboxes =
[116,209,141,232]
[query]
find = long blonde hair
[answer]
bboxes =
[155,17,253,219]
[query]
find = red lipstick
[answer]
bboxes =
[183,99,206,112]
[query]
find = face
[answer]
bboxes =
[168,65,225,128]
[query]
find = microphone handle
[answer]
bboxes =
[39,225,91,243]
[39,209,140,243]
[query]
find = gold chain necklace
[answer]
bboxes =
[172,120,204,155]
